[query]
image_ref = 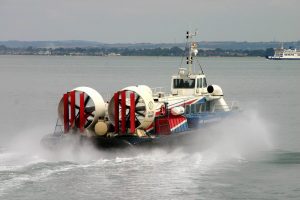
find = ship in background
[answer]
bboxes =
[267,43,300,60]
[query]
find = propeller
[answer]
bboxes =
[120,93,146,129]
[59,86,106,133]
[107,85,156,132]
[70,92,95,129]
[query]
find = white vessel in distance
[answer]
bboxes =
[268,44,300,60]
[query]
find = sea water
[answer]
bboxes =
[0,55,299,199]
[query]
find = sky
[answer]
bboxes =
[0,0,299,43]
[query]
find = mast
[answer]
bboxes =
[186,31,198,74]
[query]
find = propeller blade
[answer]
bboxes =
[135,106,145,111]
[85,120,93,128]
[135,116,141,127]
[68,101,80,110]
[125,110,130,122]
[75,112,80,121]
[135,111,145,117]
[135,96,140,105]
[85,106,95,113]
[84,96,90,107]
[74,104,80,109]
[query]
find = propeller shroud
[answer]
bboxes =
[108,86,155,132]
[58,87,106,133]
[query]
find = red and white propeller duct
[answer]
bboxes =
[58,87,106,134]
[107,85,156,134]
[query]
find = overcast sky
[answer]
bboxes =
[0,0,299,43]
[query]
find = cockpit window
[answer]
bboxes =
[197,78,202,88]
[173,79,195,89]
[203,78,207,87]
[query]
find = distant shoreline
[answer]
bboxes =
[1,40,299,50]
[0,54,266,59]
[0,46,274,57]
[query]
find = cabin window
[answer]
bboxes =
[197,78,202,88]
[206,101,211,111]
[196,104,201,113]
[185,105,191,114]
[173,79,195,89]
[203,78,207,87]
[191,104,196,114]
[200,102,211,112]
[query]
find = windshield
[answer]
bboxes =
[173,79,195,89]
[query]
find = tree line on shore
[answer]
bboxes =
[0,45,275,57]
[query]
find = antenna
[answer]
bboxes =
[186,30,198,74]
[180,30,205,76]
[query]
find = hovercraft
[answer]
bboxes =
[41,31,239,149]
